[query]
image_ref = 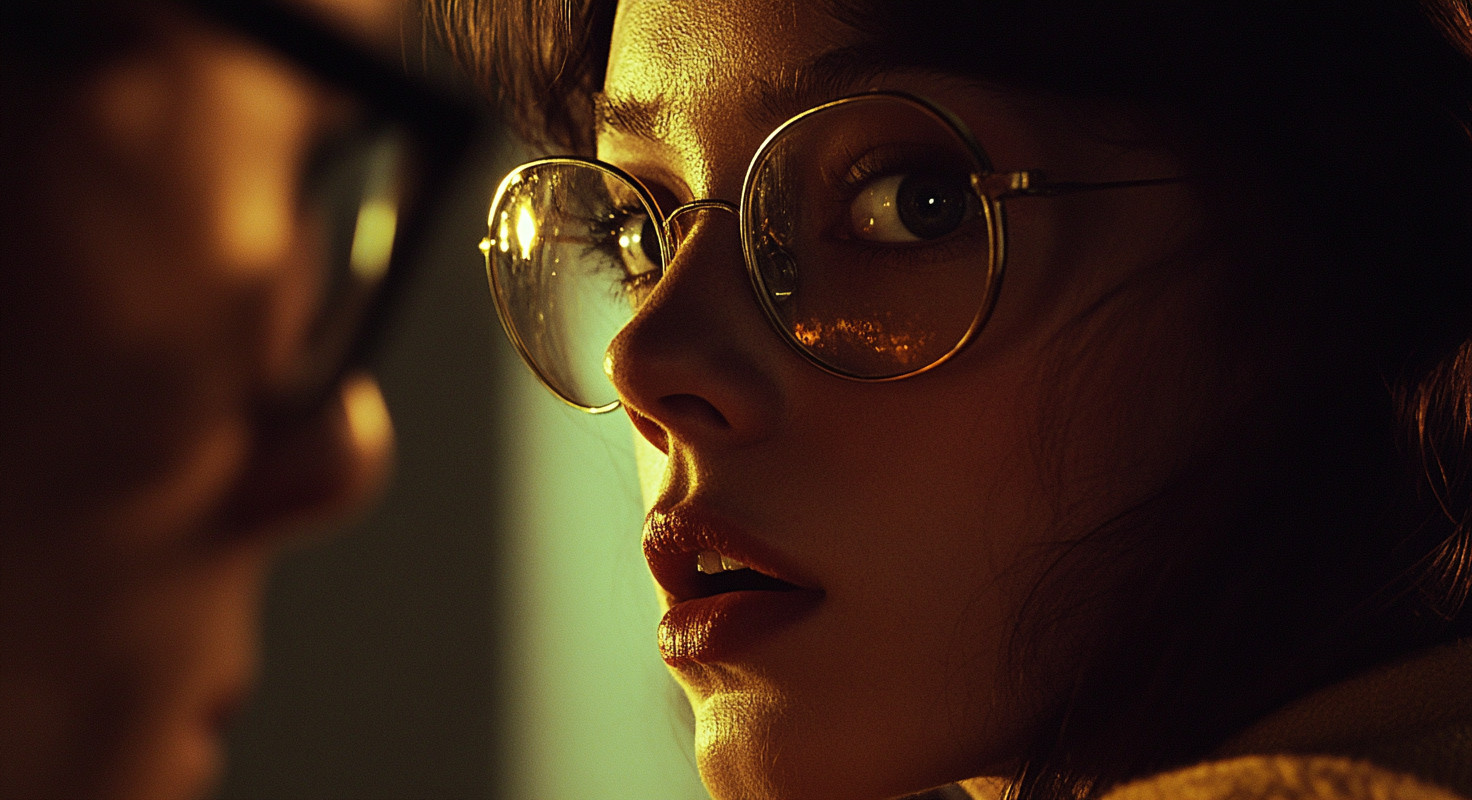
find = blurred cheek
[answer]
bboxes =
[0,35,324,532]
[103,551,267,800]
[78,37,320,361]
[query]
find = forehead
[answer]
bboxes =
[607,0,850,88]
[604,0,867,168]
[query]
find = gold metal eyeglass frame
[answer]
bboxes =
[484,91,1183,414]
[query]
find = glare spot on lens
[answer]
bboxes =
[497,211,511,254]
[516,206,538,261]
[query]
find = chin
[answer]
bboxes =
[690,691,982,800]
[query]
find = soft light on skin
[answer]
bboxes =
[87,25,311,283]
[633,424,668,508]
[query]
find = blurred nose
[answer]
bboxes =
[607,204,783,452]
[219,373,393,539]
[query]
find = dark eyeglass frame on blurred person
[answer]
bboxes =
[178,0,487,409]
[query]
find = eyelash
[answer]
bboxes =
[579,205,662,295]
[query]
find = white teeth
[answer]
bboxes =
[696,550,749,575]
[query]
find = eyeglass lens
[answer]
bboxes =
[488,161,662,411]
[487,94,998,411]
[295,117,416,400]
[744,95,995,379]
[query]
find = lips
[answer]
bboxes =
[643,505,823,666]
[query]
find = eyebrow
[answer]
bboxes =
[593,46,892,144]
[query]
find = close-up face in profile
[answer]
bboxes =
[0,1,405,798]
[577,1,1243,798]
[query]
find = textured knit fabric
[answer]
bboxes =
[1103,755,1467,800]
[1103,639,1472,800]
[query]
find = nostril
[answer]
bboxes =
[625,405,670,453]
[660,393,731,430]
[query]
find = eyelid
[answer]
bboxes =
[592,135,690,219]
[826,141,965,197]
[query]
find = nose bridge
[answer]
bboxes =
[662,198,740,254]
[610,197,783,444]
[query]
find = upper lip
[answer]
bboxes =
[643,503,819,604]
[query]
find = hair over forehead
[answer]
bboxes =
[431,0,1472,144]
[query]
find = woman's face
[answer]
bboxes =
[0,1,398,798]
[602,1,1234,799]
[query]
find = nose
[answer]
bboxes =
[218,373,394,539]
[607,204,784,452]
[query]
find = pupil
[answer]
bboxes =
[639,215,663,269]
[897,175,967,240]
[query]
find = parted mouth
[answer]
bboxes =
[643,506,816,604]
[689,549,803,596]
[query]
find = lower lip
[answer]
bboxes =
[657,589,822,666]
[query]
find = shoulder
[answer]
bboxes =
[1102,755,1470,800]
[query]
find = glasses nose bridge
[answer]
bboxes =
[661,198,740,256]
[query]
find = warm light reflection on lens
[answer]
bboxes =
[516,206,538,261]
[791,315,936,370]
[496,210,511,254]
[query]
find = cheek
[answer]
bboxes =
[977,186,1228,519]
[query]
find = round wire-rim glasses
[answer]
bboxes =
[484,91,1182,413]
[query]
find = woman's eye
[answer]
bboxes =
[849,173,974,243]
[611,210,663,280]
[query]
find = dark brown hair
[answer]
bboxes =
[428,0,1472,797]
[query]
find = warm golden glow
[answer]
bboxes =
[496,211,511,254]
[349,198,398,280]
[790,315,936,369]
[516,205,538,261]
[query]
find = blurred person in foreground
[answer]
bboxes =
[0,0,478,797]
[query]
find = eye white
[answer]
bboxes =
[849,174,922,243]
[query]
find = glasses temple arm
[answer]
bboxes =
[975,171,1186,200]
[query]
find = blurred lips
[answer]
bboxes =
[643,504,823,666]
